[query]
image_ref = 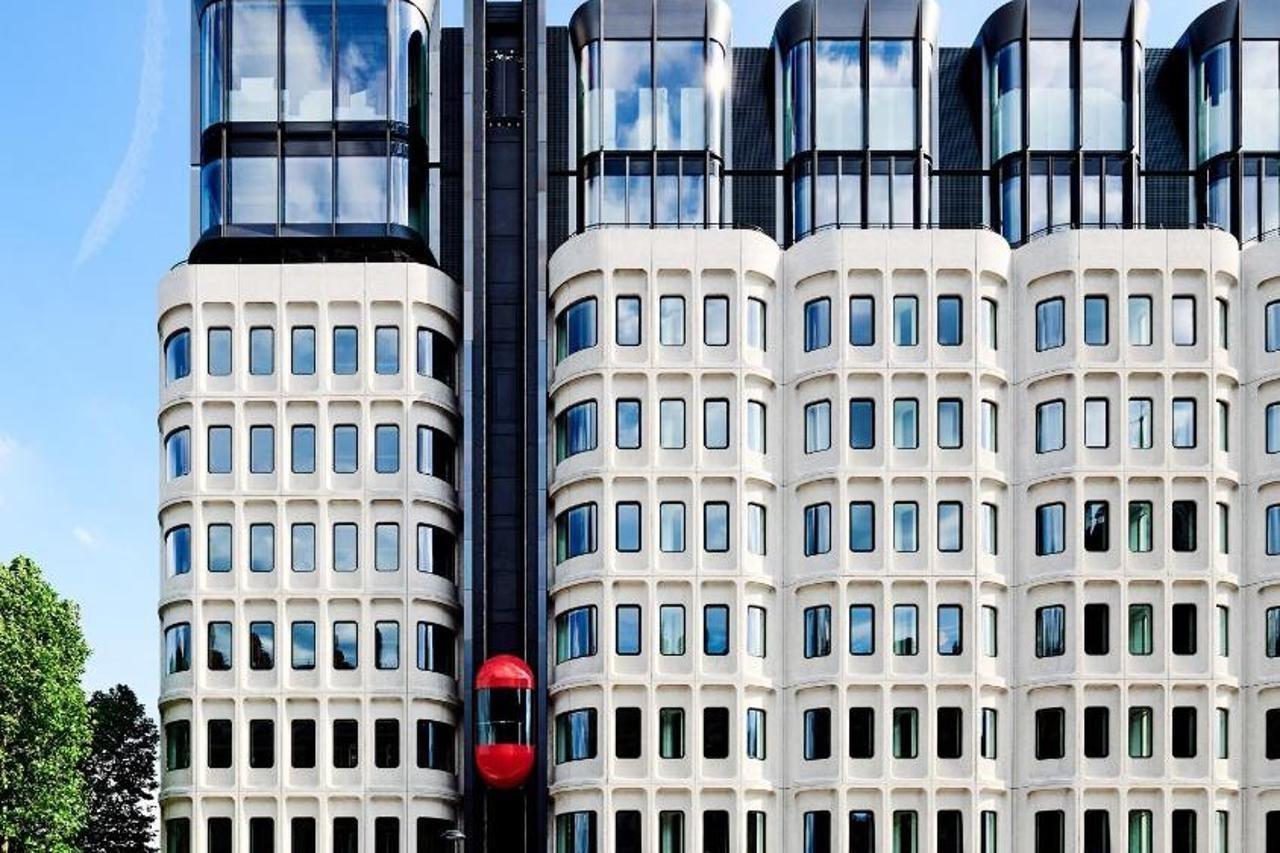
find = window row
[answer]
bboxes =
[164,716,455,774]
[163,619,455,676]
[554,293,768,359]
[802,294,976,352]
[1030,704,1219,761]
[803,500,984,557]
[1033,602,1225,659]
[165,423,455,481]
[802,397,984,453]
[166,815,456,853]
[1034,499,1215,556]
[1033,396,1218,454]
[555,501,765,561]
[1034,294,1210,352]
[164,325,455,386]
[556,603,766,661]
[164,521,455,579]
[555,397,767,459]
[554,704,767,764]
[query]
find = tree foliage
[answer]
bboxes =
[77,685,158,853]
[0,555,91,851]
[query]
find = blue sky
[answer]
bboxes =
[0,0,1215,707]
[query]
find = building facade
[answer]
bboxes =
[157,0,1280,852]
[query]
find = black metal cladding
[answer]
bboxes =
[731,47,778,235]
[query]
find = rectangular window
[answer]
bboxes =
[1035,811,1064,853]
[659,605,685,656]
[980,400,998,452]
[849,812,875,852]
[1172,603,1197,654]
[1035,707,1065,759]
[1217,707,1230,759]
[616,296,642,346]
[849,296,874,346]
[849,399,875,449]
[980,708,998,759]
[746,401,766,453]
[208,426,233,474]
[703,605,729,656]
[703,502,729,553]
[893,296,918,346]
[937,295,962,346]
[1270,301,1280,352]
[937,399,962,449]
[615,502,641,553]
[249,327,274,376]
[1129,707,1153,758]
[1083,706,1110,758]
[848,707,874,759]
[1129,398,1153,449]
[615,707,641,759]
[937,605,962,655]
[849,605,875,655]
[1218,401,1230,452]
[1172,398,1197,448]
[248,621,274,670]
[703,399,729,450]
[1128,296,1152,346]
[893,605,918,656]
[555,607,597,663]
[1269,507,1280,556]
[659,502,685,552]
[1036,503,1065,555]
[333,522,358,572]
[804,298,831,351]
[894,502,919,552]
[616,399,641,449]
[937,707,963,759]
[1036,400,1065,452]
[658,708,685,759]
[937,502,962,553]
[983,298,999,350]
[982,606,998,657]
[659,399,686,449]
[703,296,729,346]
[1129,501,1153,552]
[208,328,232,376]
[1082,500,1111,553]
[291,621,316,670]
[1267,606,1280,658]
[803,707,832,760]
[892,708,918,758]
[1130,811,1153,853]
[333,424,358,473]
[1036,605,1065,658]
[1218,604,1230,657]
[982,502,999,556]
[374,424,400,473]
[747,606,766,658]
[1129,604,1154,655]
[849,502,875,553]
[659,296,685,346]
[374,326,399,375]
[332,326,358,374]
[249,523,274,573]
[249,425,275,474]
[1084,398,1109,448]
[1036,298,1066,351]
[805,503,832,556]
[291,425,316,474]
[805,400,832,453]
[747,503,766,556]
[1084,295,1109,345]
[747,298,766,351]
[1172,295,1196,345]
[893,399,919,449]
[1084,603,1110,655]
[804,606,832,658]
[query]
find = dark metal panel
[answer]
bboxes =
[1181,1,1237,54]
[1082,0,1132,39]
[1242,0,1280,37]
[868,0,918,39]
[1028,0,1078,39]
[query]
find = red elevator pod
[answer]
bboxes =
[474,654,535,789]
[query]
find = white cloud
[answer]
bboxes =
[75,0,167,266]
[72,527,98,549]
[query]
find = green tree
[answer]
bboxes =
[0,556,91,852]
[78,685,158,853]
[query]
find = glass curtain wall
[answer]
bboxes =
[984,0,1142,245]
[575,3,729,230]
[777,0,938,243]
[198,0,434,252]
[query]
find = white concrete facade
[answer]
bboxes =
[157,262,462,852]
[546,226,1280,852]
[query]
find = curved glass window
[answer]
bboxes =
[166,525,192,576]
[283,0,334,122]
[165,623,192,674]
[555,606,597,663]
[1199,43,1233,162]
[283,155,333,224]
[1083,41,1127,150]
[556,503,597,563]
[416,426,455,482]
[1030,41,1074,150]
[229,0,279,121]
[602,40,652,150]
[337,0,389,120]
[990,42,1022,159]
[785,40,812,158]
[556,298,598,362]
[200,2,225,129]
[816,41,862,150]
[1243,42,1280,153]
[657,41,705,150]
[165,330,191,384]
[1243,157,1280,243]
[869,41,916,150]
[555,709,597,763]
[555,400,598,462]
[1001,160,1023,244]
[1206,158,1232,231]
[166,428,191,480]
